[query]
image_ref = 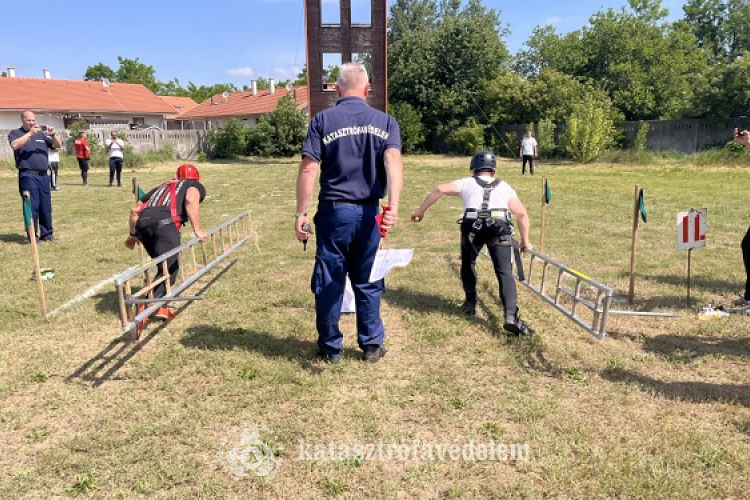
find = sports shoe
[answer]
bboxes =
[313,352,340,364]
[503,316,535,336]
[461,300,476,316]
[154,307,176,320]
[362,345,387,363]
[732,296,750,306]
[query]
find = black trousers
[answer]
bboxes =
[460,222,517,321]
[77,158,89,184]
[109,157,123,185]
[136,216,181,298]
[522,155,534,174]
[742,225,750,300]
[48,162,59,188]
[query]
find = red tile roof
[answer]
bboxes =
[181,85,309,119]
[0,77,174,115]
[160,96,200,118]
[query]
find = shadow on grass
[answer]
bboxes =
[94,289,120,315]
[0,233,28,244]
[642,334,750,362]
[617,271,738,297]
[601,367,750,407]
[72,261,238,387]
[180,325,360,373]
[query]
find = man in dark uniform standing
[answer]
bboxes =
[8,110,62,242]
[411,151,535,336]
[125,163,208,320]
[295,62,403,364]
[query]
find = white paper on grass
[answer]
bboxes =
[342,249,414,313]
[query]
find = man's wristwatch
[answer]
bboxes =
[295,212,307,218]
[129,232,137,237]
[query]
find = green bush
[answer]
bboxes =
[537,119,556,159]
[206,118,247,159]
[634,121,649,151]
[246,95,307,157]
[390,102,425,154]
[450,119,485,155]
[560,95,615,163]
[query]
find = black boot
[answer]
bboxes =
[503,308,534,336]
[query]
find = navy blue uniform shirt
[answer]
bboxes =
[302,96,401,202]
[7,128,54,172]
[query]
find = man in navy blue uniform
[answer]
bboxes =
[8,110,62,242]
[295,62,403,364]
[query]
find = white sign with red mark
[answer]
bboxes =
[677,208,707,251]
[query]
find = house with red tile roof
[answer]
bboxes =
[160,96,200,130]
[0,70,174,131]
[180,81,309,130]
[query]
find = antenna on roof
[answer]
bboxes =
[222,91,229,100]
[286,82,293,91]
[102,78,110,92]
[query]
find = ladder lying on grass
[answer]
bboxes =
[114,210,253,338]
[486,248,678,340]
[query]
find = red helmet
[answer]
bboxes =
[176,163,200,180]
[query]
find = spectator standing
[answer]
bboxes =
[519,130,538,175]
[74,131,91,185]
[46,126,61,190]
[8,110,62,241]
[106,130,125,187]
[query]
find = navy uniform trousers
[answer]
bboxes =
[312,202,384,356]
[19,171,53,240]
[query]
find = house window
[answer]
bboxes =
[351,0,371,25]
[132,117,145,126]
[321,0,340,25]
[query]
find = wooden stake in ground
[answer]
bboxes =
[628,185,646,304]
[23,191,47,316]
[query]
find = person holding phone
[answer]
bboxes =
[106,130,125,187]
[8,110,62,241]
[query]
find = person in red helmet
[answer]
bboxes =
[125,164,208,320]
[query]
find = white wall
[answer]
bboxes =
[0,112,65,131]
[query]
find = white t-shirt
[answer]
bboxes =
[521,136,538,156]
[451,175,518,212]
[106,138,125,159]
[48,150,60,163]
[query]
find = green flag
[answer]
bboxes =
[22,194,33,230]
[638,188,647,223]
[132,178,145,199]
[544,179,552,204]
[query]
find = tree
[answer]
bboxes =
[246,95,307,157]
[389,0,510,150]
[389,102,425,153]
[184,83,237,104]
[83,63,116,82]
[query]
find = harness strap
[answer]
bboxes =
[139,180,183,233]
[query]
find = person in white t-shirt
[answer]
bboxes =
[519,130,538,175]
[411,150,535,336]
[105,130,125,187]
[45,126,61,190]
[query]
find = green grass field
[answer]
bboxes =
[0,157,749,499]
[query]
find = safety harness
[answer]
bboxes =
[461,177,512,237]
[141,180,183,233]
[460,176,525,281]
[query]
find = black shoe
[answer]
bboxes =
[461,300,476,316]
[314,352,340,364]
[40,236,57,243]
[503,317,535,336]
[108,183,113,187]
[362,345,387,363]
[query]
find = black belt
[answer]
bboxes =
[18,169,48,176]
[318,200,378,207]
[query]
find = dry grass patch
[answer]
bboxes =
[0,157,749,499]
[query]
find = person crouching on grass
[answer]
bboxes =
[411,150,535,336]
[125,164,208,320]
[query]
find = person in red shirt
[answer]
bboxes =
[74,131,91,185]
